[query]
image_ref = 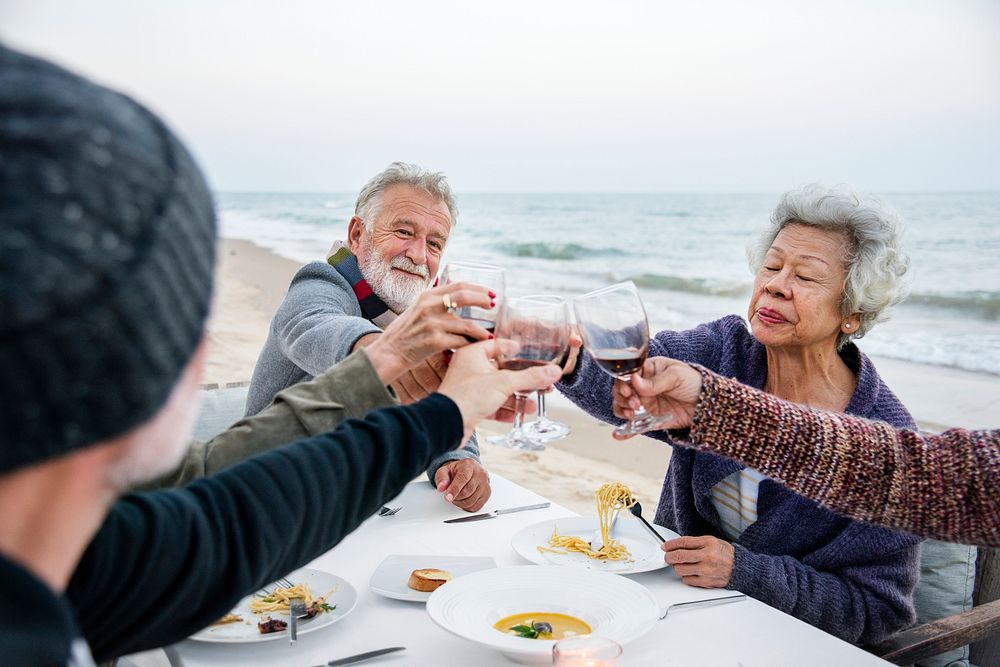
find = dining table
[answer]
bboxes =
[168,474,893,667]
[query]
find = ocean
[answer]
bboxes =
[216,191,1000,377]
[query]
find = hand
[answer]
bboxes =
[434,459,492,511]
[611,357,703,440]
[390,353,448,404]
[438,339,561,444]
[662,535,735,588]
[364,282,494,383]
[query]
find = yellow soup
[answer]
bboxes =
[494,612,592,640]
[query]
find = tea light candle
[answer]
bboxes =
[552,636,623,667]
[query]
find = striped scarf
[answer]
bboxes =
[327,241,399,329]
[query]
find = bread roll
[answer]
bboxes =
[407,568,452,592]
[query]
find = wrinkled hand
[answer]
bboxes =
[438,340,561,444]
[611,357,703,440]
[391,353,448,404]
[662,535,734,588]
[434,459,492,511]
[366,282,494,384]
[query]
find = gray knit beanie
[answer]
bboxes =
[0,44,217,474]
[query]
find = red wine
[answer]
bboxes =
[590,347,645,376]
[499,358,553,371]
[461,317,495,343]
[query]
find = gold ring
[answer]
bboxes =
[442,294,457,314]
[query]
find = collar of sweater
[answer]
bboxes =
[326,241,399,330]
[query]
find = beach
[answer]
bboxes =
[205,238,1000,516]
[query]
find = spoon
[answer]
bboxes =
[629,501,667,543]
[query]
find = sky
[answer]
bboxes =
[2,0,999,193]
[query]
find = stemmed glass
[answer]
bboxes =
[520,295,572,443]
[573,280,669,437]
[440,261,506,335]
[488,297,571,451]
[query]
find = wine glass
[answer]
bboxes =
[488,297,571,451]
[573,280,669,437]
[519,295,572,443]
[440,261,506,335]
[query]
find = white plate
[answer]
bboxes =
[190,568,358,643]
[369,554,498,602]
[511,516,677,574]
[427,565,659,665]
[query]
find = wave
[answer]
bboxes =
[632,273,749,298]
[494,242,626,261]
[904,291,1000,321]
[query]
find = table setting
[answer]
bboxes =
[165,474,892,667]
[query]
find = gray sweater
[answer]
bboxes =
[246,261,481,478]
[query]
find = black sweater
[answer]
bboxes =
[1,394,462,666]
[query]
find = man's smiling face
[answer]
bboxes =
[349,184,452,312]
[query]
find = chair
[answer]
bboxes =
[192,381,250,442]
[870,547,1000,666]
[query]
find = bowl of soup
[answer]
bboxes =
[426,565,659,664]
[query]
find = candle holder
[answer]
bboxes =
[552,636,623,666]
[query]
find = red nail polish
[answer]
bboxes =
[490,300,496,308]
[488,334,494,339]
[488,291,496,299]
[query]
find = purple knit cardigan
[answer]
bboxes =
[559,315,921,645]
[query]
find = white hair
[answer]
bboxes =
[747,184,910,349]
[358,232,431,312]
[355,161,458,232]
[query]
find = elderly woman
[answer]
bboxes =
[560,184,921,645]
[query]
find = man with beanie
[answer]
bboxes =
[0,43,560,666]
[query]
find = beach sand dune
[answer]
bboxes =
[205,238,1000,517]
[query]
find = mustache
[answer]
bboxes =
[390,255,429,279]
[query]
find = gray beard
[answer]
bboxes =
[359,248,431,313]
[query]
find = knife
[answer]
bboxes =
[322,646,406,666]
[443,502,550,523]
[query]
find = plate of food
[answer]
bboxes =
[190,568,357,643]
[369,554,497,602]
[510,482,676,574]
[426,565,659,664]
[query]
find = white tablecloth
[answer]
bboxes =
[171,475,890,667]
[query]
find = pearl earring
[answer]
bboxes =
[844,323,852,329]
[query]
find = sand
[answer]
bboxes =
[205,238,1000,516]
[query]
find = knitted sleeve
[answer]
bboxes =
[685,368,1000,546]
[69,394,464,661]
[273,262,381,377]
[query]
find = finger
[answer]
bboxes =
[463,483,490,511]
[434,466,451,492]
[444,287,494,311]
[395,372,425,404]
[498,364,562,397]
[680,575,717,589]
[426,352,449,379]
[663,549,703,566]
[390,379,417,405]
[663,536,708,552]
[410,361,443,394]
[444,464,475,502]
[671,563,706,578]
[611,430,638,441]
[452,474,478,502]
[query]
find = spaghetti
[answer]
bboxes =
[539,482,636,561]
[249,583,335,614]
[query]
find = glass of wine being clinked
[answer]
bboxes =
[489,296,571,451]
[573,280,670,437]
[440,261,506,338]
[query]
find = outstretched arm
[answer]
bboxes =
[616,358,1000,546]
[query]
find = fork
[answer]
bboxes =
[289,597,306,645]
[378,505,401,517]
[589,510,620,550]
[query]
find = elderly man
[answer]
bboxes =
[246,163,495,511]
[0,44,558,665]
